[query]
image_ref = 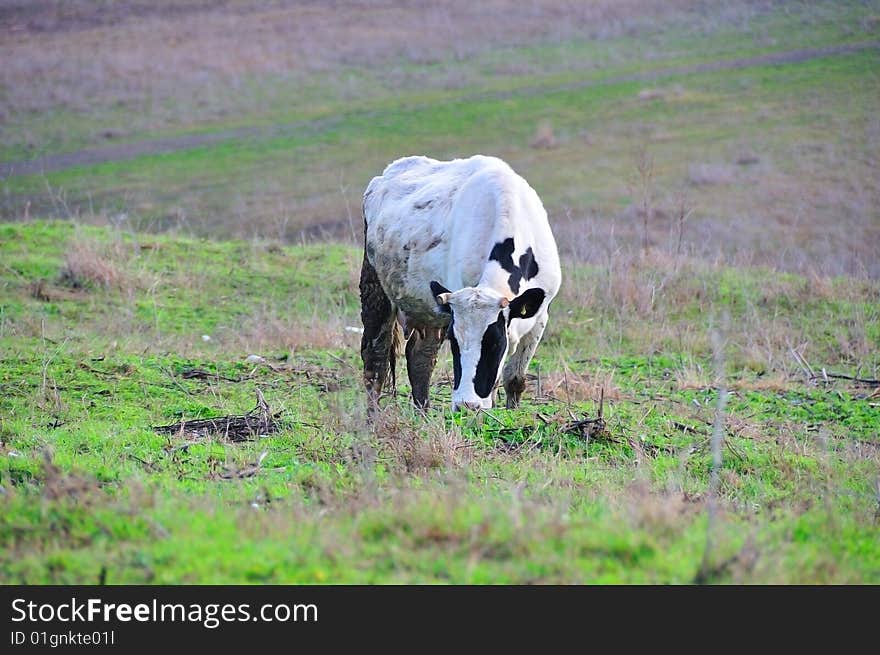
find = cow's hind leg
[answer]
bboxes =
[405,328,443,409]
[502,314,548,409]
[359,253,396,413]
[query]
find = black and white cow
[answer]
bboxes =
[359,155,561,411]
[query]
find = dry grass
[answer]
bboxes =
[0,0,702,118]
[59,237,125,289]
[687,163,736,187]
[621,481,700,538]
[529,121,557,149]
[555,238,879,375]
[39,448,101,505]
[545,117,880,280]
[677,373,793,393]
[229,308,352,354]
[637,88,666,101]
[372,405,473,474]
[553,144,880,278]
[537,367,624,404]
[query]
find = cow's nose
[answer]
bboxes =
[454,400,482,412]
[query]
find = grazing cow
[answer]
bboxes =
[359,154,561,411]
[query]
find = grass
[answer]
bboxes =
[1,0,878,584]
[2,1,879,278]
[1,221,878,583]
[1,1,876,159]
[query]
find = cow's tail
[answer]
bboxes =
[389,313,404,393]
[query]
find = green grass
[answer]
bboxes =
[2,0,878,585]
[1,221,878,583]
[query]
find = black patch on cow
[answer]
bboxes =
[519,247,539,280]
[473,311,508,399]
[489,238,540,294]
[430,280,453,315]
[448,316,462,391]
[508,287,546,323]
[489,238,515,273]
[430,280,451,300]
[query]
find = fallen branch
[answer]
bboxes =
[152,390,281,442]
[563,415,607,441]
[810,370,880,387]
[672,421,708,436]
[790,348,815,381]
[181,368,241,383]
[127,453,160,472]
[562,387,609,442]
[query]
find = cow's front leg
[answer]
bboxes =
[502,314,548,409]
[405,328,443,410]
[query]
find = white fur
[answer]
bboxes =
[364,154,561,409]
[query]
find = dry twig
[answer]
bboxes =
[152,390,281,442]
[562,388,608,443]
[810,370,880,387]
[181,368,241,383]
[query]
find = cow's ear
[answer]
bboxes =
[430,281,452,309]
[508,288,545,321]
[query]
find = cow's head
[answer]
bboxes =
[430,280,545,411]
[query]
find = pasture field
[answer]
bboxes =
[1,0,879,583]
[1,221,877,583]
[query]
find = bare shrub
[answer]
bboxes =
[687,163,735,187]
[622,481,698,538]
[619,203,668,225]
[734,150,760,166]
[59,237,125,289]
[626,146,656,254]
[39,449,101,505]
[529,121,557,149]
[373,406,472,474]
[671,186,693,259]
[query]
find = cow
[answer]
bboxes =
[359,154,561,412]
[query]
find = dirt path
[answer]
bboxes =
[2,41,876,179]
